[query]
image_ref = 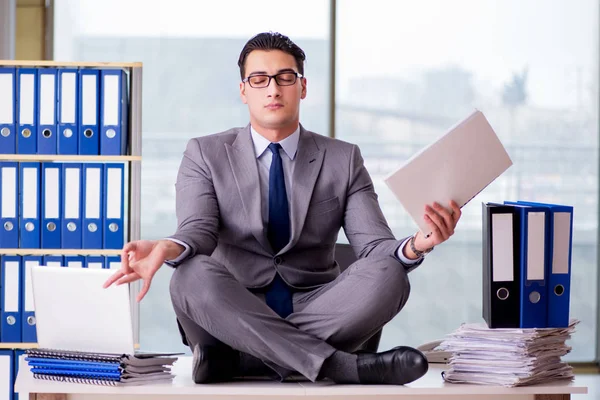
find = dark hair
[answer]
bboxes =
[238,32,306,80]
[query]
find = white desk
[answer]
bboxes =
[15,357,587,400]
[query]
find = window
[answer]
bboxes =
[55,0,599,361]
[336,0,598,360]
[54,0,331,352]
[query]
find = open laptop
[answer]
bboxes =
[31,266,135,355]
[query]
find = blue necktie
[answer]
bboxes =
[265,143,293,318]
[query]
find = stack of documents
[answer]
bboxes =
[440,320,578,387]
[24,348,179,386]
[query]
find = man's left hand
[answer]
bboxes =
[409,200,462,257]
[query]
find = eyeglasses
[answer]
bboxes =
[242,72,303,88]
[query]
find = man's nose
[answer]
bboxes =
[266,77,282,97]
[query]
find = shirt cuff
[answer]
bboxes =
[164,238,191,264]
[395,237,423,265]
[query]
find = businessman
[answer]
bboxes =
[104,32,461,385]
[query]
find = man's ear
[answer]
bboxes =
[300,77,307,100]
[240,81,248,104]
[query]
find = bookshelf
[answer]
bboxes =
[0,61,143,350]
[0,155,141,161]
[1,249,122,256]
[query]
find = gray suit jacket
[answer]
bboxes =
[167,124,421,289]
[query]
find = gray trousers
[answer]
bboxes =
[169,253,411,382]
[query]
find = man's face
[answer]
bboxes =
[240,49,307,132]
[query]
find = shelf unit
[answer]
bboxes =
[0,155,141,161]
[0,60,143,348]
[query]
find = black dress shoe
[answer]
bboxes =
[192,344,240,383]
[357,346,428,385]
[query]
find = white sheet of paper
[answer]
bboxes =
[383,110,513,235]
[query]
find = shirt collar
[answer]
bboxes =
[250,125,300,160]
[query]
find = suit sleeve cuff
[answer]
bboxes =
[164,238,191,266]
[395,237,423,266]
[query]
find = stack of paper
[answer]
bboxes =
[440,320,578,387]
[25,348,179,386]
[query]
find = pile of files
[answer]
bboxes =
[482,200,573,329]
[441,200,577,387]
[440,320,578,387]
[0,67,129,155]
[0,162,126,250]
[24,348,178,386]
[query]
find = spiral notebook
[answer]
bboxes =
[25,349,178,386]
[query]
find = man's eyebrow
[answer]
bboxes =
[248,68,297,76]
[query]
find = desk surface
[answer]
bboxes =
[15,356,588,396]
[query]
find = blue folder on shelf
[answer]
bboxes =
[78,69,100,155]
[0,67,16,154]
[16,68,38,154]
[85,256,105,269]
[61,164,82,249]
[19,162,41,249]
[41,163,62,249]
[82,164,104,249]
[21,255,42,343]
[57,68,79,155]
[100,69,129,155]
[65,255,85,269]
[0,162,19,249]
[37,68,58,154]
[103,163,124,249]
[1,256,22,342]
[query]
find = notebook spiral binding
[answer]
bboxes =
[26,349,122,363]
[33,373,120,386]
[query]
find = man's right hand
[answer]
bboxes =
[103,239,185,302]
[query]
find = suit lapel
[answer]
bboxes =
[225,125,272,253]
[279,127,325,254]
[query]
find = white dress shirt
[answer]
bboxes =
[166,126,420,266]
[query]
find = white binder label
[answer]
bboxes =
[86,168,101,219]
[19,73,35,125]
[25,260,39,311]
[60,72,76,124]
[0,355,9,398]
[40,74,56,125]
[527,212,546,281]
[4,261,19,312]
[0,73,13,124]
[492,213,514,282]
[82,75,97,125]
[68,261,83,268]
[109,261,121,269]
[18,353,30,398]
[1,167,16,218]
[88,262,103,269]
[104,75,120,126]
[107,168,122,219]
[23,168,38,219]
[45,167,60,219]
[65,168,80,219]
[46,262,61,268]
[553,212,571,274]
